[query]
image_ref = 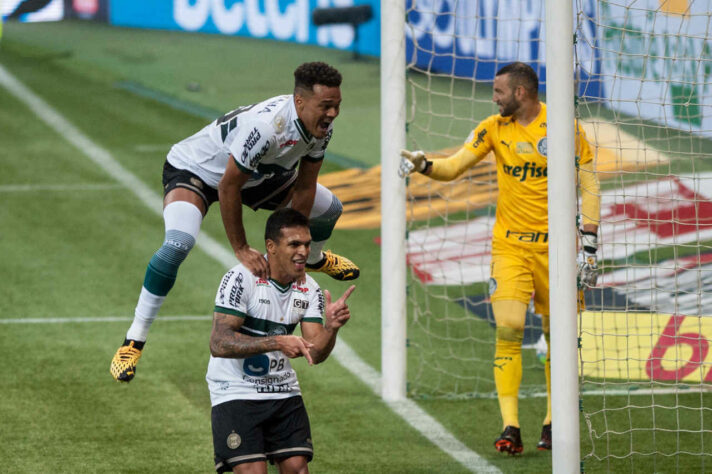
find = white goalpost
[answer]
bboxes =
[380,0,407,401]
[544,0,580,471]
[382,0,712,471]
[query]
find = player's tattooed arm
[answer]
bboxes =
[210,313,314,363]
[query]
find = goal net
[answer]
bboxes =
[402,0,712,470]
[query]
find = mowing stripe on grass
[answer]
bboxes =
[0,183,124,192]
[0,63,496,473]
[0,315,211,324]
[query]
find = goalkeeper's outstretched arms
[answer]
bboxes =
[398,146,485,181]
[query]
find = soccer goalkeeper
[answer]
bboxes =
[399,62,600,455]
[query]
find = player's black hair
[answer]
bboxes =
[496,62,539,96]
[265,208,310,243]
[294,62,342,94]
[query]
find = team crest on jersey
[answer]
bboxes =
[227,431,241,449]
[537,137,548,157]
[268,325,288,336]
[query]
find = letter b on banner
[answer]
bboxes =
[646,315,711,381]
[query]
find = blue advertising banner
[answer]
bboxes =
[110,0,381,57]
[404,0,601,98]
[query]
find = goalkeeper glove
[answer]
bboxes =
[398,149,430,178]
[577,231,598,288]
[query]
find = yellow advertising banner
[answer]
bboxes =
[580,311,712,382]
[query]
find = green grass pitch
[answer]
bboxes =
[1,20,710,473]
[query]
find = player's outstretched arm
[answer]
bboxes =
[301,285,355,364]
[210,312,314,364]
[399,147,485,181]
[218,158,269,279]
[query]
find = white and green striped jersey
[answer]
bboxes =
[166,94,332,190]
[206,263,325,405]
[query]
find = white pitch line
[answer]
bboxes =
[0,183,124,192]
[0,63,496,473]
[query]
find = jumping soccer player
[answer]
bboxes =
[110,62,359,383]
[399,62,600,454]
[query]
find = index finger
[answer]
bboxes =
[298,339,314,366]
[339,285,356,303]
[400,149,414,159]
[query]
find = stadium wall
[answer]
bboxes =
[33,0,700,139]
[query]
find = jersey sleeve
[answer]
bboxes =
[228,120,277,174]
[302,286,325,324]
[463,116,496,158]
[214,267,252,318]
[574,120,594,166]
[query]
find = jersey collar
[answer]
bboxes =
[269,278,292,293]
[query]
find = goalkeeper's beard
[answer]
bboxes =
[498,97,521,117]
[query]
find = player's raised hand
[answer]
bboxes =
[398,149,427,178]
[276,335,315,365]
[236,245,270,280]
[324,285,356,330]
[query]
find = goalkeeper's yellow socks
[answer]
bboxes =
[494,326,524,429]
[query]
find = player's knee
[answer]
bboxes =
[144,230,196,295]
[496,326,524,344]
[309,194,342,242]
[156,229,195,268]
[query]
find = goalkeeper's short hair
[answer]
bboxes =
[496,62,538,96]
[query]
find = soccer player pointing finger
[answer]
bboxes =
[110,62,360,384]
[207,208,355,473]
[400,62,601,455]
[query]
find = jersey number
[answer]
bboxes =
[218,104,256,142]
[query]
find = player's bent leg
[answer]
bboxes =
[110,199,203,382]
[302,185,359,280]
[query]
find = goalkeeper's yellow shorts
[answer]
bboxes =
[489,239,584,319]
[489,239,550,317]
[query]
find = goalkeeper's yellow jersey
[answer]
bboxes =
[463,103,593,251]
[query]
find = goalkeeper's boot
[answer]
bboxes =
[537,424,552,451]
[494,426,523,455]
[110,339,145,383]
[306,250,360,281]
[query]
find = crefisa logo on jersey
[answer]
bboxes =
[537,137,548,157]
